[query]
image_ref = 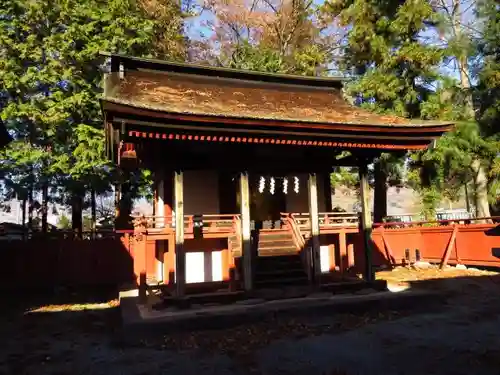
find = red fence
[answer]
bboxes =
[0,234,135,291]
[0,223,499,291]
[371,223,500,268]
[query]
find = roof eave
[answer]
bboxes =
[101,98,454,133]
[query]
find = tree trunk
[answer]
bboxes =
[91,189,97,238]
[22,198,27,241]
[28,186,33,232]
[373,161,387,223]
[115,182,133,230]
[471,159,491,221]
[71,192,83,238]
[452,0,474,116]
[464,182,471,214]
[114,184,121,221]
[41,181,49,233]
[451,0,490,221]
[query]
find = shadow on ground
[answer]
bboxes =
[2,270,500,375]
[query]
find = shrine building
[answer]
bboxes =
[100,53,452,298]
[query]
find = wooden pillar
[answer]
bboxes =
[239,172,253,291]
[163,174,173,218]
[323,171,332,211]
[359,160,375,282]
[339,228,347,273]
[308,173,321,283]
[156,177,165,228]
[155,176,165,283]
[115,180,132,230]
[134,235,147,286]
[174,170,185,297]
[373,159,388,223]
[164,236,175,286]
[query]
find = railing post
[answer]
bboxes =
[138,272,147,304]
[339,228,347,273]
[440,224,458,269]
[174,170,185,298]
[359,159,375,283]
[239,172,253,292]
[308,173,321,283]
[156,177,165,229]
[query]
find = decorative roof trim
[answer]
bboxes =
[128,130,427,151]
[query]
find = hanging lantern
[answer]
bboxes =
[119,142,138,169]
[270,177,275,195]
[258,176,265,193]
[283,177,288,194]
[294,176,299,194]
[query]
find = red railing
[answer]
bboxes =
[374,216,500,229]
[280,213,306,249]
[131,214,240,236]
[282,212,360,236]
[0,228,132,241]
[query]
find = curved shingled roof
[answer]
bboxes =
[100,53,453,151]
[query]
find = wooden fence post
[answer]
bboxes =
[380,227,396,267]
[440,224,458,269]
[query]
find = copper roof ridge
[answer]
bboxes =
[129,68,341,92]
[100,52,347,88]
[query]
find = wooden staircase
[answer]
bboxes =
[254,254,308,288]
[256,229,297,257]
[254,229,308,288]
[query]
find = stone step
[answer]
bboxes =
[254,254,308,289]
[255,268,306,278]
[255,258,303,268]
[257,232,291,239]
[258,248,298,257]
[257,240,296,249]
[256,254,303,264]
[254,275,309,288]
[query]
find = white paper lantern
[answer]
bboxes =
[258,176,265,193]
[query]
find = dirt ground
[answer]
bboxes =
[2,266,500,375]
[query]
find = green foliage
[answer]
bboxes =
[226,42,288,73]
[0,0,182,225]
[321,0,498,216]
[323,0,443,117]
[330,167,358,191]
[420,78,475,121]
[224,41,329,76]
[409,120,500,216]
[82,215,93,231]
[1,0,498,223]
[57,214,71,229]
[477,0,500,136]
[476,0,500,212]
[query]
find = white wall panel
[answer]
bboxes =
[320,245,330,273]
[211,251,223,282]
[185,252,205,283]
